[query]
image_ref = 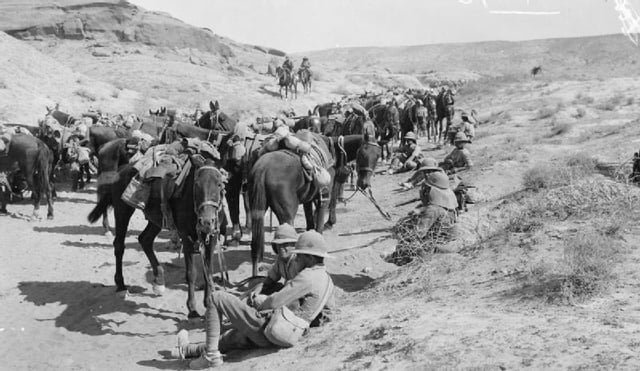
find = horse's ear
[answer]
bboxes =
[46,106,51,113]
[209,101,215,111]
[149,109,153,115]
[54,103,59,110]
[308,109,312,116]
[214,101,220,110]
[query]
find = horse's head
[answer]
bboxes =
[193,161,226,236]
[355,142,381,190]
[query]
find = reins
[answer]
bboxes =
[192,164,229,288]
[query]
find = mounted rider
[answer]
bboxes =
[282,56,294,79]
[299,57,312,77]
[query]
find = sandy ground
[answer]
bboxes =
[3,31,640,369]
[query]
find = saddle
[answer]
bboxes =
[257,129,334,190]
[123,139,220,229]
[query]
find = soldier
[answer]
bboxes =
[388,131,423,174]
[440,132,473,174]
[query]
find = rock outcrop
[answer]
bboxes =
[0,1,234,58]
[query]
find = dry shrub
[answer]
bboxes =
[522,158,593,192]
[573,93,594,105]
[389,212,451,265]
[518,229,621,303]
[74,88,97,101]
[547,122,572,137]
[485,110,511,125]
[536,107,557,120]
[573,107,586,119]
[561,230,619,299]
[595,93,624,111]
[0,80,7,89]
[538,178,640,221]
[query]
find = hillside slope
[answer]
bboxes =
[0,31,141,124]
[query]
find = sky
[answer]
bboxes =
[130,0,628,53]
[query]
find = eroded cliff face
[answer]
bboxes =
[0,1,234,58]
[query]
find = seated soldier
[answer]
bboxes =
[250,224,299,295]
[391,172,458,263]
[170,231,335,369]
[388,131,423,174]
[440,132,473,174]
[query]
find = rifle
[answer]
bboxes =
[395,197,420,207]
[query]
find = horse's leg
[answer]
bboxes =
[324,180,341,230]
[242,190,251,232]
[314,196,327,234]
[113,202,135,294]
[23,168,40,219]
[138,221,165,295]
[225,176,242,246]
[181,234,200,318]
[303,202,315,231]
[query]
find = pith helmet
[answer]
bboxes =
[293,231,333,259]
[418,157,442,172]
[272,223,297,244]
[404,131,417,142]
[425,171,450,190]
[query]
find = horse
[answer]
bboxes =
[298,68,312,94]
[87,157,226,318]
[368,104,395,161]
[399,98,418,142]
[436,89,455,142]
[0,134,54,219]
[313,102,339,117]
[247,134,378,276]
[531,66,542,78]
[424,93,438,141]
[196,100,238,132]
[45,104,80,127]
[275,67,297,100]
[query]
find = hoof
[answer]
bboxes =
[47,215,54,220]
[153,284,166,296]
[187,311,202,321]
[323,223,333,230]
[116,289,129,299]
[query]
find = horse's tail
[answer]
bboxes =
[33,142,52,201]
[248,161,267,273]
[88,186,111,224]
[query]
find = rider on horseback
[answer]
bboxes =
[299,57,311,75]
[282,56,294,76]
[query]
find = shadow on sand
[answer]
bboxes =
[18,281,185,337]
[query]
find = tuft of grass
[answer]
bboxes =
[536,102,563,120]
[595,93,624,111]
[561,230,619,300]
[573,107,586,119]
[0,80,6,89]
[74,88,97,102]
[547,121,572,137]
[573,93,594,105]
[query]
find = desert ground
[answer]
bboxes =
[2,1,640,370]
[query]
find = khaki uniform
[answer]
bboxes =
[443,148,473,169]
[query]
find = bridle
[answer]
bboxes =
[192,164,229,286]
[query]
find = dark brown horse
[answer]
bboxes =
[247,134,377,276]
[45,105,80,127]
[275,67,297,100]
[196,101,237,132]
[436,89,455,141]
[298,68,312,94]
[88,157,226,318]
[0,134,54,219]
